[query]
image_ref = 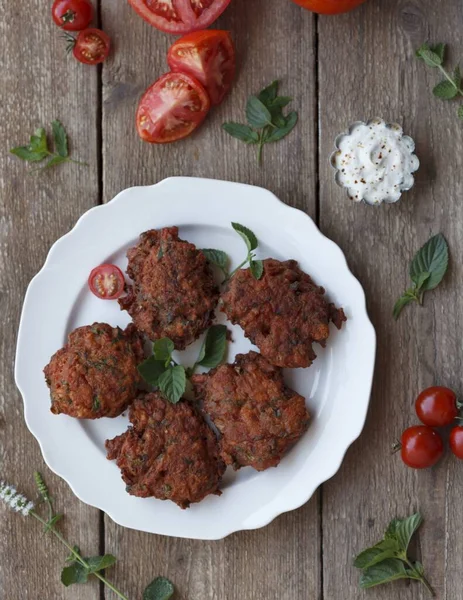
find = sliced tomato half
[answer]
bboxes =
[88,264,125,300]
[136,72,210,143]
[168,30,235,105]
[127,0,233,34]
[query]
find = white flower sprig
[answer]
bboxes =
[0,472,174,600]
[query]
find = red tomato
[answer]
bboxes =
[73,28,110,65]
[400,426,444,469]
[291,0,367,15]
[415,386,458,427]
[167,30,235,105]
[88,265,125,300]
[127,0,232,34]
[136,72,210,144]
[52,0,93,31]
[450,426,463,459]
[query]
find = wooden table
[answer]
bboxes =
[1,0,462,598]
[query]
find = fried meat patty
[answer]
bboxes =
[119,227,219,349]
[220,258,346,368]
[44,323,144,419]
[192,351,310,471]
[105,393,225,509]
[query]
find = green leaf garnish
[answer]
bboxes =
[416,42,463,120]
[393,233,448,319]
[250,259,264,280]
[10,121,87,173]
[152,337,175,364]
[138,356,167,386]
[197,325,228,369]
[157,365,186,404]
[223,222,263,281]
[223,80,298,164]
[354,513,434,596]
[61,562,89,586]
[143,577,175,600]
[232,222,258,252]
[201,248,229,278]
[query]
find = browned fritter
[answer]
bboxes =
[105,393,225,509]
[44,323,144,419]
[191,351,310,471]
[119,227,219,349]
[220,258,346,368]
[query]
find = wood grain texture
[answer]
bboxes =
[318,0,463,599]
[101,1,320,599]
[0,1,100,599]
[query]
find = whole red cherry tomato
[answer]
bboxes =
[400,426,444,469]
[415,386,458,427]
[450,426,463,459]
[52,0,93,31]
[290,0,367,15]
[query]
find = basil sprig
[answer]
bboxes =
[393,233,449,319]
[354,513,434,596]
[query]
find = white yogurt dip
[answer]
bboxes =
[331,118,419,205]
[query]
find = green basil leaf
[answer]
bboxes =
[416,44,443,67]
[265,111,298,143]
[10,146,47,162]
[198,325,228,369]
[413,271,431,291]
[30,127,48,154]
[222,122,259,144]
[433,79,458,100]
[143,576,175,600]
[430,43,446,62]
[385,518,400,539]
[250,259,264,280]
[158,366,186,404]
[393,293,416,320]
[395,513,423,552]
[52,120,69,157]
[246,96,273,128]
[231,222,258,252]
[458,105,463,120]
[85,554,117,573]
[61,563,89,586]
[258,81,279,106]
[359,558,410,589]
[409,233,449,291]
[138,356,167,386]
[153,338,175,362]
[270,96,292,109]
[354,539,400,569]
[201,249,229,271]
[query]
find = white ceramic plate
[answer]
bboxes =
[15,177,376,540]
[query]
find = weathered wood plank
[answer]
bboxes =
[101,1,319,598]
[0,1,100,598]
[318,1,463,598]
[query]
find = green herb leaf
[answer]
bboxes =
[232,222,258,252]
[158,366,186,404]
[152,338,175,363]
[458,105,463,120]
[409,233,449,291]
[36,155,68,172]
[360,558,411,589]
[222,123,259,144]
[85,554,117,573]
[143,577,175,600]
[416,44,443,67]
[246,96,273,128]
[395,513,423,552]
[258,80,279,106]
[354,540,399,570]
[393,292,416,320]
[265,111,298,143]
[30,128,48,154]
[433,79,458,100]
[52,120,68,157]
[250,259,264,280]
[138,356,167,386]
[10,146,48,163]
[197,325,228,369]
[201,249,229,273]
[413,271,431,291]
[61,563,89,586]
[431,43,446,62]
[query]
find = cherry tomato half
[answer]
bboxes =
[168,30,236,106]
[400,426,444,469]
[450,426,463,459]
[415,386,458,427]
[128,0,232,34]
[291,0,367,15]
[88,264,125,300]
[52,0,93,31]
[73,28,110,65]
[136,72,210,144]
